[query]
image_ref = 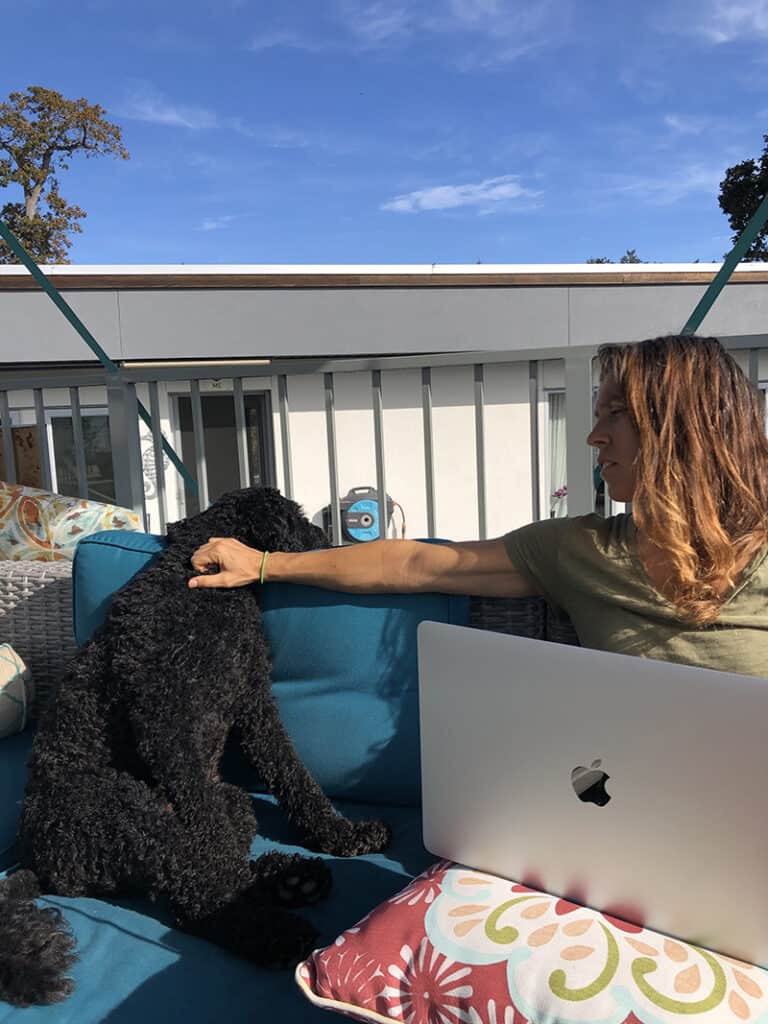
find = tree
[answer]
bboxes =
[719,135,768,261]
[586,249,643,264]
[0,86,129,264]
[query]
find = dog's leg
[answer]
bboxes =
[236,693,391,856]
[19,767,255,923]
[19,769,182,897]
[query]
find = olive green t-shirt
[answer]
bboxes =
[503,513,768,678]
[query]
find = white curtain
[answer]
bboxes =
[548,392,567,517]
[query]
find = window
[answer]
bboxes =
[176,391,275,516]
[49,411,116,503]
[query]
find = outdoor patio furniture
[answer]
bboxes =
[5,532,759,1024]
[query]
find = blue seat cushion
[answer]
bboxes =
[73,531,469,806]
[0,729,429,1024]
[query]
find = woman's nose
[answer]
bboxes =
[587,426,605,447]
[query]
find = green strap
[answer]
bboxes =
[682,192,768,335]
[0,219,198,494]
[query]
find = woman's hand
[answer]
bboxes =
[188,537,263,589]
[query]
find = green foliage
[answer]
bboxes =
[586,249,643,264]
[0,85,128,264]
[719,135,768,262]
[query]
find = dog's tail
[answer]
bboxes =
[0,869,77,1007]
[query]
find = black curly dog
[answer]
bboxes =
[0,487,390,1007]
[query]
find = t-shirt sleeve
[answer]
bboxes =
[503,518,573,616]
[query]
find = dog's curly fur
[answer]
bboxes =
[0,487,390,1008]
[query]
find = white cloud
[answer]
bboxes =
[382,174,537,213]
[228,118,314,148]
[339,1,412,44]
[249,0,566,68]
[249,29,332,53]
[121,85,216,130]
[699,0,768,42]
[199,215,235,231]
[664,113,709,135]
[608,165,725,205]
[662,0,768,44]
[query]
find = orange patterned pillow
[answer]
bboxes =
[296,860,768,1023]
[0,482,141,560]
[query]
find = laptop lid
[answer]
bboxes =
[417,620,768,967]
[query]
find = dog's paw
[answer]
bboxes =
[252,852,332,908]
[347,819,392,855]
[312,818,392,857]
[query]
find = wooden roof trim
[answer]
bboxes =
[2,270,768,291]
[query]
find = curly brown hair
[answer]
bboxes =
[597,335,768,626]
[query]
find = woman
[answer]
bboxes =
[189,334,768,677]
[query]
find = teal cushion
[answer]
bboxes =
[0,789,429,1024]
[73,532,469,806]
[73,530,166,647]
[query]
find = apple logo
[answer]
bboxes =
[571,759,611,806]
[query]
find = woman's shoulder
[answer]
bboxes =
[505,513,633,555]
[549,511,632,537]
[555,512,634,556]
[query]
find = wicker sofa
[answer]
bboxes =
[0,559,76,713]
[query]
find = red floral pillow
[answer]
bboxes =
[296,860,768,1023]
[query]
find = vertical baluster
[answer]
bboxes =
[474,364,487,540]
[69,386,89,498]
[324,373,342,546]
[0,391,16,485]
[371,370,388,540]
[421,368,436,538]
[33,388,53,492]
[528,360,541,521]
[148,381,167,533]
[189,380,209,511]
[233,377,250,488]
[277,375,294,499]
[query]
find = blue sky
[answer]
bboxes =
[2,0,768,265]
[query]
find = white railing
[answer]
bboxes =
[1,344,765,541]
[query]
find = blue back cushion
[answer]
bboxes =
[73,531,469,806]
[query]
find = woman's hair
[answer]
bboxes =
[597,335,768,627]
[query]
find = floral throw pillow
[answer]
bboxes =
[0,482,142,560]
[296,860,768,1023]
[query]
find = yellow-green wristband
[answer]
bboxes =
[259,551,269,585]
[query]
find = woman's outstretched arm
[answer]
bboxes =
[188,536,539,599]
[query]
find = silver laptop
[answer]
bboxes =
[417,620,768,967]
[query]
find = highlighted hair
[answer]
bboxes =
[598,335,768,627]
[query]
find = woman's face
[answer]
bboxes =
[586,376,640,503]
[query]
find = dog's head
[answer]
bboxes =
[166,487,328,554]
